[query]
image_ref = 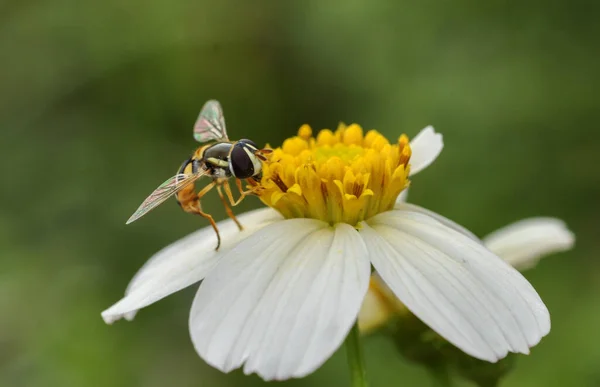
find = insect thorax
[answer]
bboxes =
[202,142,233,178]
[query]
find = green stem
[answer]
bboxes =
[345,321,369,387]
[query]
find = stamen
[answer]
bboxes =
[272,174,289,193]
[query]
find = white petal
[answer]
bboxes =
[483,218,575,270]
[101,207,282,324]
[189,221,370,381]
[409,125,443,175]
[396,188,409,204]
[395,202,479,241]
[362,208,550,362]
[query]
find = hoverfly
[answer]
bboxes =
[126,100,272,250]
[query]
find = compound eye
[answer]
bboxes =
[230,144,255,179]
[239,139,258,149]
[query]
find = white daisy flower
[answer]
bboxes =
[482,218,575,271]
[103,124,550,381]
[358,215,574,334]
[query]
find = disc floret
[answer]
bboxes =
[258,123,412,225]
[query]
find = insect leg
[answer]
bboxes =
[196,181,221,249]
[222,179,247,207]
[197,209,221,250]
[195,180,217,199]
[183,181,222,250]
[235,178,262,198]
[216,184,243,231]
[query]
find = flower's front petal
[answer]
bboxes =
[409,126,443,175]
[189,221,370,381]
[363,209,550,362]
[101,208,282,324]
[483,218,575,270]
[395,202,479,241]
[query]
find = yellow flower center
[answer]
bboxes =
[257,123,412,226]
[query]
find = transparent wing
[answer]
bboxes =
[126,171,208,224]
[193,100,228,143]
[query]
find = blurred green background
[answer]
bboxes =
[1,0,598,386]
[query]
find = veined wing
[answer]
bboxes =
[193,100,228,143]
[126,171,208,224]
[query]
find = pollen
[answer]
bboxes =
[258,123,411,225]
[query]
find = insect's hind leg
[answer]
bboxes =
[196,208,221,251]
[181,181,222,250]
[217,184,243,231]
